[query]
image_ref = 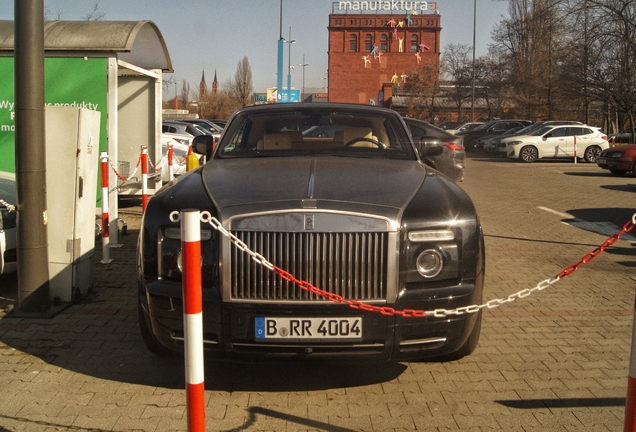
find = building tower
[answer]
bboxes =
[327,4,441,107]
[199,69,207,100]
[212,69,219,95]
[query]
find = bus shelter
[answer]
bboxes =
[0,20,173,247]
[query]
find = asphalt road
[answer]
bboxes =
[0,154,635,431]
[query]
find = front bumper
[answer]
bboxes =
[140,279,481,362]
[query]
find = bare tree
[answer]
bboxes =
[81,0,105,21]
[228,57,254,108]
[180,80,191,109]
[440,44,473,120]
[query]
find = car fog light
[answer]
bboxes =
[416,249,443,278]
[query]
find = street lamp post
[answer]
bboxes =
[285,27,295,102]
[471,0,477,121]
[298,54,309,101]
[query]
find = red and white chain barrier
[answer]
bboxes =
[173,210,206,432]
[168,144,174,182]
[0,197,15,213]
[99,152,112,264]
[141,146,149,211]
[173,210,636,428]
[168,212,634,318]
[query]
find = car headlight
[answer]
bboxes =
[158,226,215,281]
[405,229,459,283]
[611,152,623,158]
[416,249,443,278]
[508,141,522,146]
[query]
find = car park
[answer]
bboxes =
[504,125,609,163]
[597,144,636,176]
[482,127,523,153]
[402,117,466,182]
[608,127,635,144]
[438,121,484,135]
[138,103,485,362]
[177,118,223,139]
[493,121,584,155]
[456,119,532,151]
[0,171,16,275]
[162,120,207,138]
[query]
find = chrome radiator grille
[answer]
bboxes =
[231,231,388,301]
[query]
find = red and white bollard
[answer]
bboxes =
[625,293,636,431]
[141,146,149,211]
[100,152,112,264]
[168,143,175,182]
[181,210,205,432]
[573,135,577,164]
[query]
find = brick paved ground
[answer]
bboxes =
[0,155,635,431]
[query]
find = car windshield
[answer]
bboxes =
[216,106,415,160]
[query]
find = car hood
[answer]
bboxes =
[501,134,538,144]
[200,156,427,219]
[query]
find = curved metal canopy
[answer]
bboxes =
[0,20,173,72]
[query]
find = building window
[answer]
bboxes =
[365,34,373,51]
[380,34,388,52]
[349,34,357,52]
[349,19,357,25]
[411,34,419,52]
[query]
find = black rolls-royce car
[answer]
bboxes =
[137,103,485,362]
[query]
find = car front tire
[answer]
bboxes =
[584,145,601,163]
[520,146,538,163]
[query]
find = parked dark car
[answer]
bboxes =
[138,103,485,362]
[0,171,16,275]
[608,128,635,144]
[162,120,207,137]
[176,118,223,138]
[403,117,465,182]
[597,144,636,176]
[457,119,532,151]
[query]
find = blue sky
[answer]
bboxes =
[2,0,510,97]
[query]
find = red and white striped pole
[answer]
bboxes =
[141,146,149,211]
[181,210,205,432]
[624,293,636,431]
[573,135,577,164]
[100,152,112,264]
[168,143,175,182]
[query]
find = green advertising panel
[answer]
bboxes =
[0,57,108,173]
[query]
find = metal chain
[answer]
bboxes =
[147,156,163,172]
[109,152,142,181]
[0,198,15,212]
[201,213,636,318]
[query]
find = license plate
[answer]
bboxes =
[254,317,362,340]
[598,157,606,164]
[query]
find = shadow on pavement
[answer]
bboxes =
[497,397,626,409]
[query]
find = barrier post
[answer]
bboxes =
[181,210,205,432]
[100,152,112,264]
[141,146,148,211]
[625,293,636,431]
[168,143,174,182]
[573,135,577,164]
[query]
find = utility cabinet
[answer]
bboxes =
[45,106,101,303]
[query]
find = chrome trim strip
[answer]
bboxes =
[170,334,219,345]
[399,337,447,347]
[232,342,384,348]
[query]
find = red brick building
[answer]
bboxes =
[328,6,441,106]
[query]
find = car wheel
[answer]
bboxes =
[138,299,175,356]
[519,146,538,163]
[609,169,627,176]
[584,145,601,163]
[433,311,482,362]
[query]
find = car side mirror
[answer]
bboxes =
[418,136,444,157]
[192,135,214,160]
